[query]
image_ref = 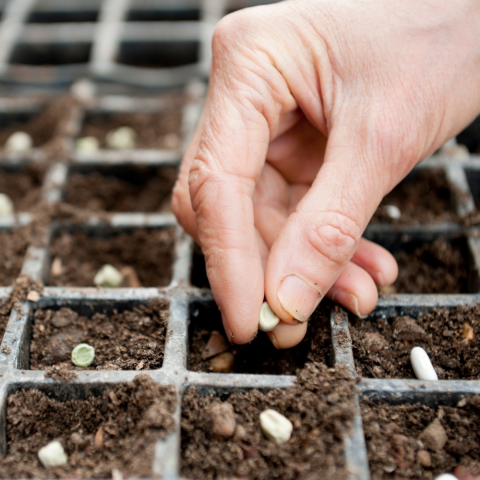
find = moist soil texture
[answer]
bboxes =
[181,363,356,480]
[370,169,455,224]
[391,237,469,293]
[48,228,174,287]
[0,98,66,148]
[0,227,30,286]
[65,166,177,212]
[362,397,480,479]
[30,300,169,371]
[350,303,480,379]
[188,305,332,375]
[0,374,176,479]
[0,166,44,212]
[79,108,183,149]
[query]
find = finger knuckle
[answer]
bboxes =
[305,211,361,267]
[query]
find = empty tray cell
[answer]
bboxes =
[188,300,332,374]
[0,376,176,478]
[0,102,63,149]
[48,226,175,287]
[10,43,91,66]
[457,115,480,153]
[127,7,200,21]
[0,165,43,212]
[350,302,480,380]
[190,243,209,288]
[79,108,183,149]
[370,169,455,225]
[181,363,356,479]
[364,231,471,294]
[117,41,199,68]
[361,393,480,478]
[65,165,177,213]
[0,227,30,286]
[29,298,169,371]
[27,9,99,23]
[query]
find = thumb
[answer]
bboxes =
[265,126,387,323]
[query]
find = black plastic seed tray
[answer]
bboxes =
[0,0,278,87]
[1,83,480,479]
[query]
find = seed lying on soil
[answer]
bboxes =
[38,440,67,468]
[71,343,95,367]
[208,403,236,438]
[0,193,14,215]
[260,409,293,444]
[94,264,122,288]
[209,352,234,373]
[420,418,448,451]
[416,449,432,467]
[75,136,100,152]
[5,131,32,152]
[382,204,401,220]
[463,323,475,345]
[435,475,458,480]
[258,302,280,332]
[106,126,136,150]
[202,332,229,360]
[411,346,438,381]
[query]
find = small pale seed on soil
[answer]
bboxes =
[420,418,448,451]
[208,403,236,438]
[26,291,40,302]
[202,332,229,360]
[233,424,247,441]
[416,449,431,467]
[50,257,63,277]
[94,426,103,448]
[120,266,142,288]
[209,352,234,373]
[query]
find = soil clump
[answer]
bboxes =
[0,228,31,286]
[181,363,356,480]
[0,167,44,212]
[30,300,169,371]
[350,302,480,379]
[0,374,176,479]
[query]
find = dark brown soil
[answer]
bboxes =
[181,363,356,480]
[0,167,44,212]
[48,228,174,287]
[392,237,469,293]
[0,374,176,479]
[362,397,480,479]
[79,108,183,149]
[350,303,480,379]
[188,304,331,375]
[0,98,66,148]
[30,300,169,371]
[0,227,30,286]
[65,167,177,212]
[371,170,455,224]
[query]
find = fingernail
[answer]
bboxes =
[221,311,234,343]
[331,289,363,318]
[277,275,321,322]
[267,331,279,349]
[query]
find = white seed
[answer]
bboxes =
[260,409,293,444]
[383,205,401,220]
[75,136,99,152]
[70,79,96,102]
[38,440,67,468]
[258,302,280,332]
[105,126,136,150]
[434,475,458,480]
[0,193,14,215]
[94,264,123,288]
[5,131,32,153]
[411,346,438,381]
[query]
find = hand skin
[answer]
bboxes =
[173,0,480,348]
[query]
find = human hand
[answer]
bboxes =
[173,0,480,347]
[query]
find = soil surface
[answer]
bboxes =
[350,303,480,379]
[181,363,356,480]
[0,166,44,211]
[0,227,30,286]
[188,304,331,375]
[0,98,66,148]
[371,170,455,224]
[30,300,169,371]
[48,228,174,287]
[65,167,177,212]
[0,374,176,479]
[392,237,469,293]
[362,397,480,479]
[79,108,183,149]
